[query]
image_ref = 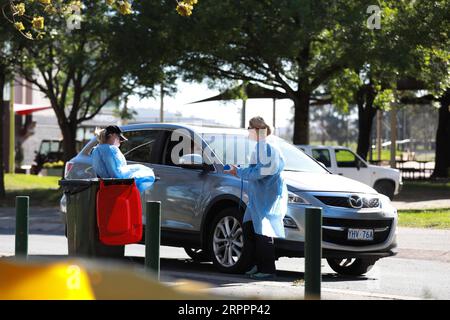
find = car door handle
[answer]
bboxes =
[338,173,343,176]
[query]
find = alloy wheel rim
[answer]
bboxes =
[213,216,243,267]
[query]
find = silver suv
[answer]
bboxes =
[61,123,398,276]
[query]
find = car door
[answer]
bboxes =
[333,148,372,186]
[145,129,212,232]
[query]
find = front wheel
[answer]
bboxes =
[208,207,253,274]
[327,258,377,276]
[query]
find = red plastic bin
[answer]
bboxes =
[96,179,142,245]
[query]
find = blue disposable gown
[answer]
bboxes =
[91,144,155,193]
[236,140,288,238]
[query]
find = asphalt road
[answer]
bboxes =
[1,207,449,300]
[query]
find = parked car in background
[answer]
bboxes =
[297,145,402,200]
[61,124,398,276]
[31,139,84,175]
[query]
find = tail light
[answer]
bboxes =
[64,162,74,178]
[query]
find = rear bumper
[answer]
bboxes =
[274,238,398,260]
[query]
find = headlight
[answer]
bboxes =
[288,192,310,204]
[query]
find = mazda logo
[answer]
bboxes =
[348,195,363,209]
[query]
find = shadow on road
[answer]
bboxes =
[125,256,372,285]
[1,254,374,287]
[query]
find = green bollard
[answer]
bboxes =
[145,201,161,280]
[305,207,322,300]
[15,196,29,258]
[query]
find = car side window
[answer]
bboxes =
[312,149,331,167]
[336,149,364,168]
[120,130,161,163]
[162,132,203,167]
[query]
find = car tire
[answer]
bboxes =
[184,247,210,262]
[327,258,377,276]
[208,207,253,274]
[374,180,395,200]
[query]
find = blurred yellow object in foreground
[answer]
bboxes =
[0,259,94,300]
[0,259,214,300]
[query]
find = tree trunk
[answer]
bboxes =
[293,91,311,145]
[356,86,377,160]
[60,121,78,163]
[432,89,450,178]
[0,67,6,198]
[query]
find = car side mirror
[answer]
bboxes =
[178,153,210,171]
[179,153,203,165]
[356,160,361,170]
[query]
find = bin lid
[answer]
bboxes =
[59,179,100,187]
[59,178,136,186]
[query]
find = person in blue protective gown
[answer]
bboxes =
[225,116,288,280]
[91,125,155,193]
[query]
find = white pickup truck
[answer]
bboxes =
[297,145,402,200]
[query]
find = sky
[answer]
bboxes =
[128,80,295,130]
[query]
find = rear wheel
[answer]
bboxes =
[184,247,210,262]
[327,258,377,276]
[374,180,395,200]
[208,207,253,273]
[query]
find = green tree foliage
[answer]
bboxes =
[323,1,449,161]
[12,2,171,161]
[0,0,17,197]
[173,0,378,144]
[397,0,449,177]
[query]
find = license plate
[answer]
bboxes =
[347,228,374,241]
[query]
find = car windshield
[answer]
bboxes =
[201,133,328,173]
[40,140,61,154]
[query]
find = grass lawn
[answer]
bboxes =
[398,209,450,229]
[1,174,62,207]
[5,174,60,190]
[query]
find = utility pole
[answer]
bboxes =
[9,79,15,174]
[122,96,129,125]
[240,82,247,128]
[272,98,276,134]
[160,83,164,123]
[390,106,397,168]
[240,99,246,128]
[376,110,382,162]
[272,85,276,134]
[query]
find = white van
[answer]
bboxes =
[298,145,402,200]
